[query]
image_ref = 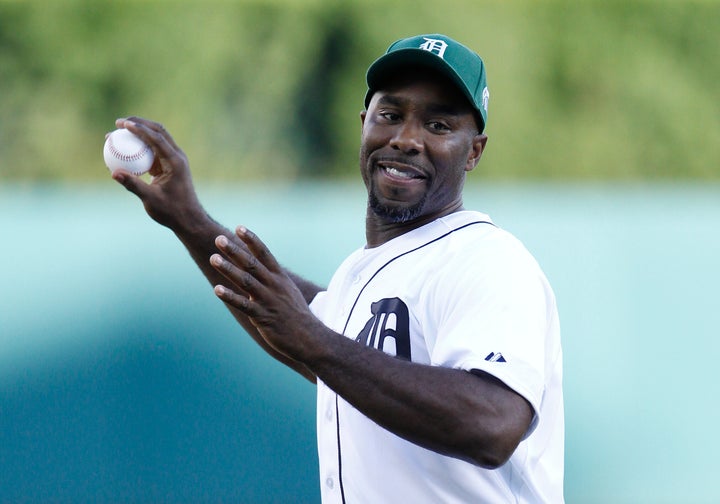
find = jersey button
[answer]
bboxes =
[325,477,334,489]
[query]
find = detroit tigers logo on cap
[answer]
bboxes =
[418,37,449,59]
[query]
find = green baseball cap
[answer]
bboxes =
[365,34,489,132]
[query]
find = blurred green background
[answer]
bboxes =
[1,1,719,503]
[2,0,718,182]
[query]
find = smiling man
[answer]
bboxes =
[112,34,564,503]
[360,65,486,242]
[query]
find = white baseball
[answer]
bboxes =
[103,128,154,175]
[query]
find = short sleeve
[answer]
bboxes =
[427,229,557,432]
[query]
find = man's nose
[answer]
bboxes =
[389,121,423,154]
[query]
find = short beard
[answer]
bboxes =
[368,190,427,224]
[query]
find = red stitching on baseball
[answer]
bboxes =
[108,136,151,162]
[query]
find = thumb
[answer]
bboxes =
[111,169,148,199]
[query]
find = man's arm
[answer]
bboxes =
[111,117,320,382]
[211,225,534,467]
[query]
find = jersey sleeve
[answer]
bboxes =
[309,290,328,318]
[427,230,558,434]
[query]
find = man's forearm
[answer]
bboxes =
[302,326,532,467]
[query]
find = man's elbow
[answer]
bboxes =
[468,434,522,469]
[473,443,518,469]
[464,415,531,469]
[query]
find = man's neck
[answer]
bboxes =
[364,205,464,248]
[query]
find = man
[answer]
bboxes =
[112,34,564,503]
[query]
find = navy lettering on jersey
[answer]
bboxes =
[355,297,411,361]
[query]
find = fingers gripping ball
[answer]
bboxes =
[103,128,154,175]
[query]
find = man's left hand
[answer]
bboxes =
[210,226,319,360]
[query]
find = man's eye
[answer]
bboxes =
[428,121,450,132]
[379,112,400,121]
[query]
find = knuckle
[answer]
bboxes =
[246,255,259,273]
[240,272,253,289]
[239,296,253,313]
[257,246,269,260]
[224,239,240,256]
[220,260,233,274]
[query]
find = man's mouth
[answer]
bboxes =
[378,161,426,180]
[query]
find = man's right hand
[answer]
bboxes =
[110,117,204,233]
[109,117,321,383]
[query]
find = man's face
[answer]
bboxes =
[359,68,487,225]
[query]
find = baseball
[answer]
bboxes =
[103,128,154,175]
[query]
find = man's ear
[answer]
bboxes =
[466,133,488,172]
[360,110,367,128]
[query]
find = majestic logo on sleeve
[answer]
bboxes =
[355,298,412,361]
[484,351,507,363]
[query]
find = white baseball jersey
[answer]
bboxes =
[309,210,564,503]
